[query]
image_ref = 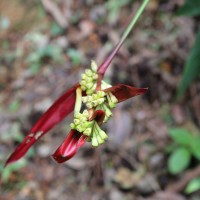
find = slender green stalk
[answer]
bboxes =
[74,87,82,114]
[120,0,149,44]
[97,0,149,76]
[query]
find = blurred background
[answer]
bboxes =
[0,0,200,199]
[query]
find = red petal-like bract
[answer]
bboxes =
[89,110,105,125]
[104,84,148,103]
[5,84,79,166]
[52,130,87,163]
[52,110,105,163]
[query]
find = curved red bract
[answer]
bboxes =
[5,84,79,166]
[52,130,88,163]
[104,84,148,103]
[89,110,105,125]
[52,110,105,163]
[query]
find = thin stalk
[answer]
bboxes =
[96,0,149,90]
[74,87,82,114]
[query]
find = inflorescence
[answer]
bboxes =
[70,61,118,147]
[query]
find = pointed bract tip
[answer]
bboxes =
[52,130,87,163]
[104,84,148,103]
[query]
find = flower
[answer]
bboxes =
[52,110,106,163]
[51,63,147,163]
[5,0,149,166]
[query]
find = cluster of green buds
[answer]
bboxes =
[106,92,118,108]
[70,110,108,147]
[80,61,98,95]
[89,121,108,147]
[70,110,93,135]
[71,61,119,147]
[82,91,105,108]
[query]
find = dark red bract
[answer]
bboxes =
[104,84,148,103]
[52,130,87,163]
[52,109,106,163]
[5,84,78,166]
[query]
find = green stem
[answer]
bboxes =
[97,0,149,76]
[120,0,149,44]
[74,87,82,114]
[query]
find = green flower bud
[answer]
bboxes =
[96,135,104,144]
[107,93,118,108]
[81,85,86,91]
[87,96,93,102]
[92,136,98,147]
[70,123,76,129]
[104,116,109,123]
[85,69,93,76]
[83,128,92,136]
[93,94,98,100]
[83,110,89,117]
[86,89,94,95]
[86,82,93,89]
[99,130,108,140]
[109,92,118,104]
[82,96,88,103]
[80,80,86,86]
[74,112,82,118]
[85,77,93,83]
[91,60,98,72]
[94,122,101,132]
[86,102,93,108]
[101,104,112,120]
[91,83,97,91]
[74,119,80,125]
[76,125,84,132]
[97,91,105,97]
[92,100,98,107]
[93,73,98,80]
[97,98,104,105]
[108,101,116,109]
[81,120,89,128]
[81,74,87,79]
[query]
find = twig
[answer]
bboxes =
[166,165,200,192]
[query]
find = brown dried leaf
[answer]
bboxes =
[114,167,142,189]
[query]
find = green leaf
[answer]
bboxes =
[0,122,23,142]
[178,28,200,97]
[176,0,200,17]
[39,45,62,62]
[185,177,200,194]
[168,147,191,174]
[8,100,20,112]
[67,49,81,65]
[0,159,26,182]
[168,128,193,146]
[50,22,64,36]
[190,137,200,160]
[29,63,41,74]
